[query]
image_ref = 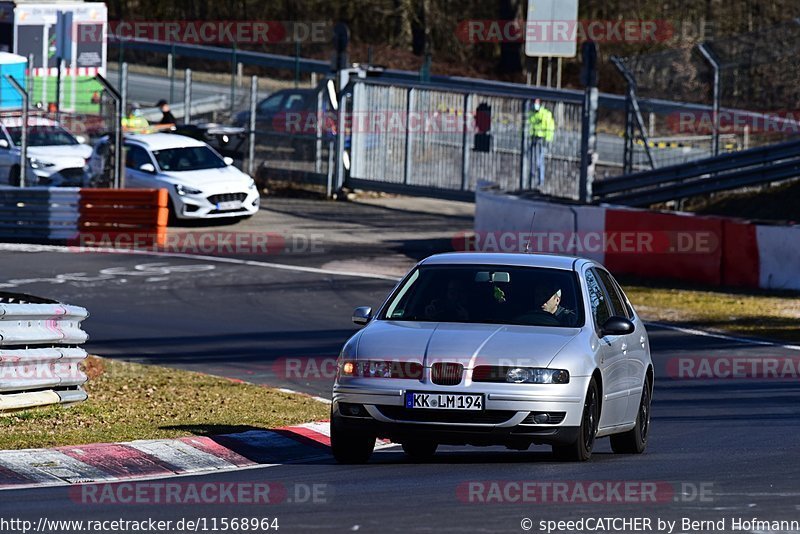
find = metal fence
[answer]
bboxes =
[0,293,89,413]
[347,79,585,200]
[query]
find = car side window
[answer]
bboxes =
[596,269,630,319]
[584,268,612,331]
[258,94,284,113]
[125,144,152,170]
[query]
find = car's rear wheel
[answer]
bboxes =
[401,440,438,461]
[330,412,376,464]
[552,378,599,462]
[610,376,651,454]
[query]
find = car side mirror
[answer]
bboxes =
[600,316,635,337]
[223,156,234,166]
[138,163,156,173]
[75,135,87,144]
[352,306,372,326]
[0,139,8,149]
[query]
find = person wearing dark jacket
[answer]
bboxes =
[156,100,177,125]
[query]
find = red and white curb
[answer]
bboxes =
[0,422,394,490]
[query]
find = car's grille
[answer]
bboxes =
[520,412,566,425]
[377,406,515,425]
[59,167,85,179]
[431,362,463,386]
[208,207,249,215]
[208,192,247,204]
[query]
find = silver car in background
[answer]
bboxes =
[331,252,653,463]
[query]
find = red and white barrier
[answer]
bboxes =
[474,188,800,291]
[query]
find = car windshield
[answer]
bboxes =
[152,146,226,172]
[383,264,584,328]
[7,126,78,147]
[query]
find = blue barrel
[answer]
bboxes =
[0,53,27,109]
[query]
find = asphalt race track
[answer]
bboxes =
[1,245,799,532]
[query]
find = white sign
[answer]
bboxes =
[525,0,579,58]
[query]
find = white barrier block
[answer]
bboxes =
[756,225,800,290]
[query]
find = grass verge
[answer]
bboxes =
[621,279,800,343]
[0,357,329,450]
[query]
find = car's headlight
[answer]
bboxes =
[472,366,569,384]
[174,184,203,196]
[29,157,55,169]
[337,359,423,379]
[506,368,569,384]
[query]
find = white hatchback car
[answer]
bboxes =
[0,116,91,187]
[89,133,259,220]
[332,252,653,463]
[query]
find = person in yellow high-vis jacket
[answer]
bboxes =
[122,103,150,133]
[527,98,555,188]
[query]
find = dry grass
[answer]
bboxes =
[0,356,328,450]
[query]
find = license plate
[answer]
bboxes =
[216,200,242,210]
[405,392,484,411]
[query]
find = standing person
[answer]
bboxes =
[155,99,177,125]
[121,103,149,133]
[527,98,555,189]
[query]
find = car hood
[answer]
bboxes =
[27,144,92,164]
[159,166,251,188]
[356,321,579,369]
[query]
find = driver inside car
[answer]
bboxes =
[517,284,575,326]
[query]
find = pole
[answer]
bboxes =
[95,74,122,188]
[55,56,62,116]
[248,75,257,177]
[230,45,237,117]
[294,41,300,88]
[698,43,721,157]
[184,68,192,124]
[167,52,174,104]
[5,75,28,187]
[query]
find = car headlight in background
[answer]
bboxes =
[472,366,570,384]
[174,184,203,196]
[29,157,55,170]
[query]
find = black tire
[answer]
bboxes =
[9,166,20,187]
[401,440,438,461]
[552,378,599,462]
[330,412,376,465]
[610,377,652,454]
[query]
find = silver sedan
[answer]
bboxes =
[331,252,653,462]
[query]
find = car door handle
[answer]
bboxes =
[621,342,628,354]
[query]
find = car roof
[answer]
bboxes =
[0,116,59,128]
[125,133,206,150]
[419,252,592,271]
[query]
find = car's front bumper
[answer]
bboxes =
[332,375,590,447]
[173,189,260,219]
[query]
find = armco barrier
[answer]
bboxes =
[78,188,169,248]
[0,188,168,247]
[0,292,90,413]
[0,187,80,241]
[475,188,800,291]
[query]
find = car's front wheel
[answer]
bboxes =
[401,440,438,461]
[330,412,376,464]
[552,377,599,462]
[610,376,651,454]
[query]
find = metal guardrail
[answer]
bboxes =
[0,292,90,412]
[0,188,80,241]
[593,137,800,206]
[139,95,230,122]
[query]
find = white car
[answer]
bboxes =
[331,252,653,463]
[0,116,91,187]
[89,133,259,220]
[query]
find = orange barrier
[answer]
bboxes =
[77,189,169,248]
